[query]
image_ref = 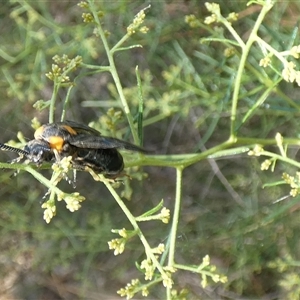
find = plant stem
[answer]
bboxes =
[102,177,168,278]
[258,150,300,169]
[230,1,274,138]
[61,84,74,121]
[123,135,300,170]
[24,165,63,195]
[88,0,139,144]
[49,80,59,123]
[168,167,183,266]
[166,167,183,299]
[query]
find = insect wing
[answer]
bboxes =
[68,134,147,152]
[37,121,149,153]
[58,121,101,136]
[73,147,124,175]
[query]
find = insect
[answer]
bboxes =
[0,121,147,176]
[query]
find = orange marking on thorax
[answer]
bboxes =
[62,125,77,135]
[48,136,65,152]
[33,124,77,152]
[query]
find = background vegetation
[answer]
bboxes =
[1,0,300,299]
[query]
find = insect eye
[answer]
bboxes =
[28,146,43,156]
[24,141,53,163]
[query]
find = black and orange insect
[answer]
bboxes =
[0,121,147,176]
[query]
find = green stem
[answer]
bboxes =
[166,167,183,299]
[173,263,219,278]
[168,167,183,266]
[4,135,300,179]
[49,80,59,123]
[259,150,300,169]
[111,33,131,53]
[109,56,139,143]
[256,35,287,64]
[230,1,274,137]
[88,0,139,144]
[61,84,74,121]
[0,162,64,196]
[124,135,300,170]
[136,66,144,146]
[24,165,63,195]
[220,17,246,50]
[240,77,282,126]
[81,63,111,71]
[102,176,168,278]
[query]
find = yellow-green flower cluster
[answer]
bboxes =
[139,249,174,286]
[51,156,73,176]
[42,191,85,224]
[108,238,126,255]
[140,258,156,280]
[196,255,227,288]
[115,239,175,298]
[260,44,300,86]
[108,228,138,255]
[78,1,104,23]
[248,145,264,156]
[52,54,82,67]
[159,207,170,223]
[282,61,300,86]
[268,256,291,273]
[46,64,69,82]
[45,55,82,83]
[289,45,300,58]
[40,156,85,223]
[127,8,149,36]
[227,12,239,22]
[186,5,237,27]
[152,243,165,254]
[117,278,150,299]
[261,159,272,171]
[77,1,88,9]
[162,271,174,288]
[224,47,236,57]
[282,172,300,197]
[259,56,271,67]
[184,14,201,28]
[98,108,122,132]
[170,288,189,300]
[42,201,56,224]
[117,279,140,299]
[135,206,170,223]
[82,12,93,23]
[204,2,220,24]
[64,192,85,212]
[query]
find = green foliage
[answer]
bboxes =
[1,0,300,299]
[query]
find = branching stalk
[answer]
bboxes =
[88,0,139,144]
[102,176,169,279]
[230,1,274,137]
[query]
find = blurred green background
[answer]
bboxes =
[1,1,300,299]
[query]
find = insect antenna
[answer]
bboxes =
[0,143,29,157]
